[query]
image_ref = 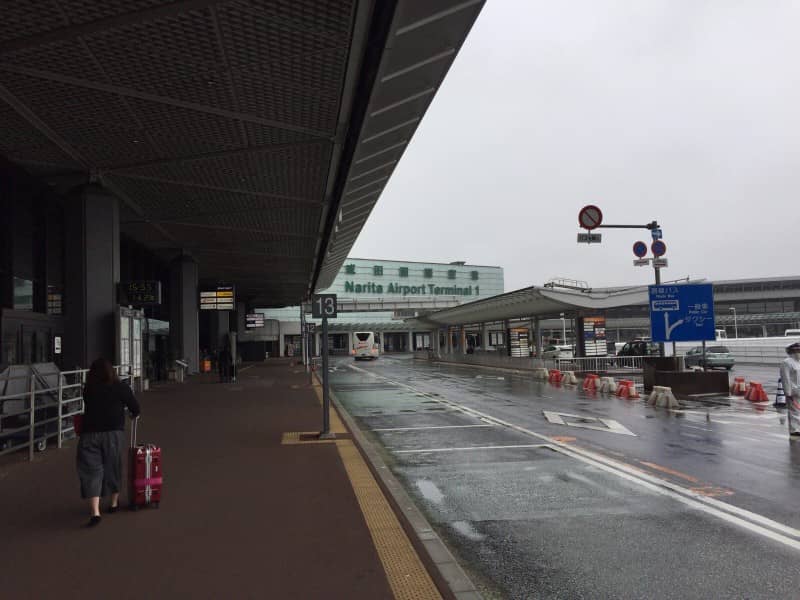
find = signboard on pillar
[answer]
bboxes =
[507,327,530,357]
[578,316,607,357]
[119,280,162,306]
[199,285,235,310]
[245,313,265,328]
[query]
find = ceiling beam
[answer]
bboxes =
[0,0,229,54]
[0,64,332,138]
[108,173,323,206]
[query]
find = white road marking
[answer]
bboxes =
[346,362,800,551]
[543,411,636,436]
[394,444,550,454]
[238,365,255,372]
[373,424,494,432]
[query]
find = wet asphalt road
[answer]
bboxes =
[330,355,800,600]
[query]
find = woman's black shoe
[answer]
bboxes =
[86,516,102,527]
[108,505,119,514]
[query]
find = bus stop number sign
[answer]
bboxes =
[312,294,337,319]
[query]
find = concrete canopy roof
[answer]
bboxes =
[0,0,485,306]
[413,285,651,327]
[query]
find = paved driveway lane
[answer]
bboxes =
[357,356,800,530]
[330,356,800,599]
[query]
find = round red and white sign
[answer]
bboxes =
[578,205,603,230]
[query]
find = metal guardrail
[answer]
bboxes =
[549,355,649,373]
[0,365,135,461]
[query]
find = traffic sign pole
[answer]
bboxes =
[320,314,333,438]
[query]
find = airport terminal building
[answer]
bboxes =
[253,258,504,357]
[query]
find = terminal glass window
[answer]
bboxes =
[345,264,356,274]
[399,267,409,277]
[424,268,433,278]
[471,271,479,281]
[489,332,505,346]
[373,265,383,276]
[447,270,456,280]
[13,277,33,311]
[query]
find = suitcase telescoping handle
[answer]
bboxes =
[131,415,140,449]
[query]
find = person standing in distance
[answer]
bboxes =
[779,342,800,439]
[76,358,141,526]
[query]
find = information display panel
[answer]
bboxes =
[246,313,265,328]
[200,286,235,311]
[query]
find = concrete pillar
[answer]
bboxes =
[315,332,321,356]
[460,326,466,355]
[236,301,246,334]
[446,328,453,354]
[168,254,199,373]
[347,331,353,353]
[408,330,414,352]
[279,332,285,357]
[209,310,229,352]
[480,323,488,350]
[63,184,120,369]
[533,317,541,357]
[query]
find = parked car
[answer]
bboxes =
[540,345,573,359]
[617,340,660,357]
[684,346,735,370]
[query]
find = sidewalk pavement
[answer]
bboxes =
[0,362,442,599]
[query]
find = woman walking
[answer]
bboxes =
[76,358,140,526]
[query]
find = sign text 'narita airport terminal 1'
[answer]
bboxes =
[648,284,716,342]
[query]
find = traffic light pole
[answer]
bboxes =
[596,220,665,357]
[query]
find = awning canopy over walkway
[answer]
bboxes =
[412,285,651,327]
[0,0,485,306]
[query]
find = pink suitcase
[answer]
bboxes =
[129,418,162,510]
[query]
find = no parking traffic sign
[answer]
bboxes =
[632,241,648,258]
[578,205,603,230]
[651,240,667,257]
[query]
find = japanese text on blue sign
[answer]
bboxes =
[648,284,716,342]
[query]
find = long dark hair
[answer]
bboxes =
[85,357,118,394]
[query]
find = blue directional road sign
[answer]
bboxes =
[649,284,715,342]
[651,228,663,240]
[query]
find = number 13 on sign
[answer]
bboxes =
[312,294,337,319]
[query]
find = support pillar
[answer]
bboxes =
[460,326,466,355]
[64,184,119,369]
[408,330,414,352]
[480,323,488,350]
[169,254,199,374]
[446,328,453,354]
[279,332,286,357]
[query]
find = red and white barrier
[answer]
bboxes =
[744,381,769,403]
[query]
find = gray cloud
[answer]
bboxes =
[350,0,800,290]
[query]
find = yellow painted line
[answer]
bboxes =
[335,439,442,600]
[281,432,337,445]
[639,461,700,483]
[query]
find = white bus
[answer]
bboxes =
[353,331,381,360]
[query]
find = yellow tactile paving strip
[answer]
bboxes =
[284,375,442,599]
[335,439,442,600]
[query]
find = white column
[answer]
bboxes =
[408,330,414,352]
[279,332,285,357]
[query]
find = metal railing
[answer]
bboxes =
[549,355,649,373]
[0,365,134,461]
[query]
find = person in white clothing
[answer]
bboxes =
[779,342,800,438]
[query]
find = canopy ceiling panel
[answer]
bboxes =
[0,0,486,307]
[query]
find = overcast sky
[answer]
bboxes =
[350,0,800,291]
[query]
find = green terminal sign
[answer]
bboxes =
[344,281,479,297]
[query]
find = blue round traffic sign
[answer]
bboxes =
[632,241,648,258]
[651,240,667,257]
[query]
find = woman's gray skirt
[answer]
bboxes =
[76,430,125,499]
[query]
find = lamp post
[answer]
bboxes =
[729,307,738,339]
[560,312,566,343]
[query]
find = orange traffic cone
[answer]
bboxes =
[745,381,769,403]
[730,376,747,396]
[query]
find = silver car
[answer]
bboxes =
[684,345,735,370]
